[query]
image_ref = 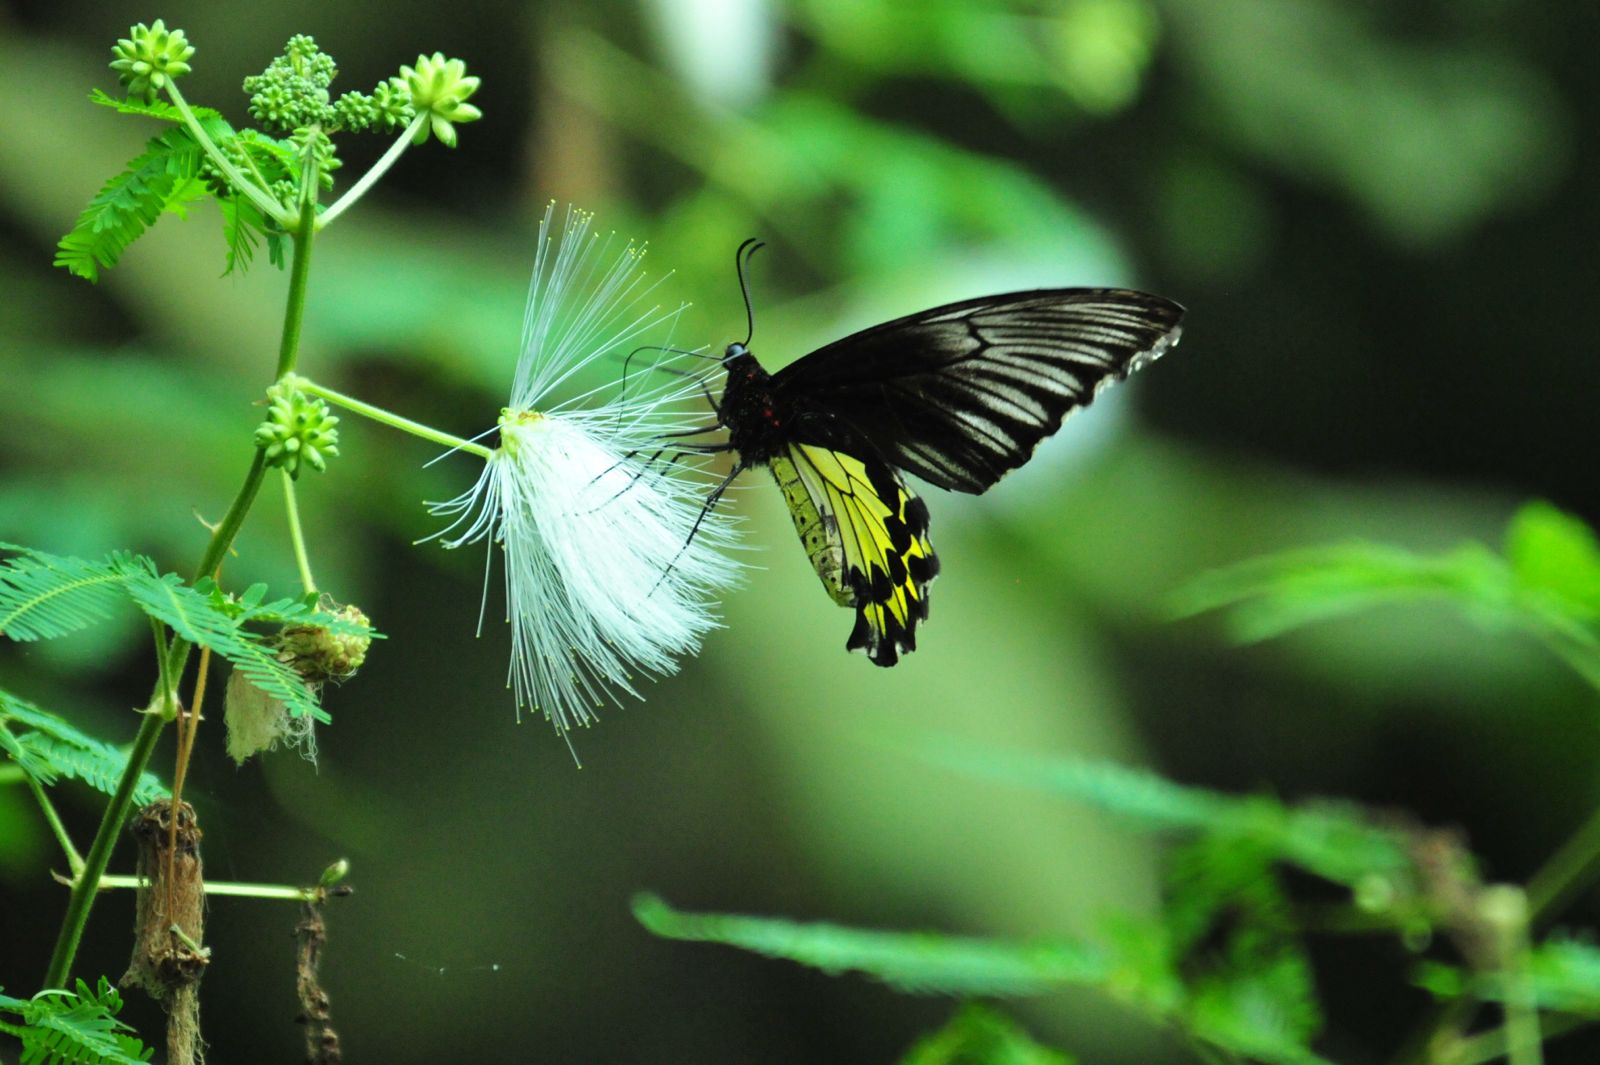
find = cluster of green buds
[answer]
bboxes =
[394,53,482,147]
[255,382,340,478]
[278,604,373,683]
[243,34,337,130]
[110,19,194,102]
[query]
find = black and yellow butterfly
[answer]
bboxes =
[686,241,1185,666]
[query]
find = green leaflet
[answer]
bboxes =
[899,1005,1074,1065]
[902,736,1410,888]
[0,977,151,1065]
[1169,501,1600,693]
[0,689,168,804]
[633,894,1110,997]
[0,544,364,724]
[119,565,329,723]
[0,546,129,642]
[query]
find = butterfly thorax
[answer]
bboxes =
[717,347,788,464]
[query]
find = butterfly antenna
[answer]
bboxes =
[735,238,766,347]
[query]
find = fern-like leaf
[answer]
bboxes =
[0,545,133,641]
[906,738,1410,889]
[119,564,327,722]
[633,895,1108,996]
[0,720,52,782]
[16,733,168,805]
[0,978,152,1065]
[87,88,222,124]
[900,1005,1074,1065]
[54,115,238,282]
[0,688,168,802]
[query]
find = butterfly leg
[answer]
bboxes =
[649,464,744,594]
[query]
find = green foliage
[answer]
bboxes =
[0,978,152,1065]
[58,27,479,282]
[637,880,1334,1064]
[0,687,168,803]
[53,115,237,282]
[0,545,133,642]
[0,544,383,724]
[118,564,330,722]
[906,738,1410,889]
[899,1005,1074,1065]
[1171,501,1600,691]
[1419,937,1600,1017]
[634,894,1110,996]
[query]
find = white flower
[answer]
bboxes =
[425,204,741,748]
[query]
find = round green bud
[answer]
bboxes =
[110,20,195,102]
[255,383,340,479]
[393,53,482,148]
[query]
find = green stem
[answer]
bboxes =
[318,112,427,228]
[163,81,292,228]
[276,201,319,378]
[92,873,319,901]
[1485,886,1543,1065]
[0,765,25,784]
[41,207,324,990]
[282,471,317,594]
[1526,803,1600,927]
[41,707,166,988]
[26,774,83,875]
[293,376,495,459]
[1455,1015,1593,1065]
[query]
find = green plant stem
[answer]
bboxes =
[164,80,291,228]
[0,765,24,784]
[90,873,319,901]
[26,775,83,875]
[1456,1016,1593,1065]
[41,707,165,988]
[42,211,323,990]
[283,471,317,594]
[1526,803,1600,927]
[292,376,495,459]
[276,201,319,377]
[318,112,427,228]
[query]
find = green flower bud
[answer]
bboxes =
[278,604,373,683]
[255,382,340,479]
[393,53,482,148]
[243,35,339,132]
[110,20,195,102]
[370,80,416,131]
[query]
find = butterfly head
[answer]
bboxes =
[722,341,755,368]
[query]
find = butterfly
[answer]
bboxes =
[676,240,1185,666]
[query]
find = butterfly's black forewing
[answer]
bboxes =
[771,289,1185,493]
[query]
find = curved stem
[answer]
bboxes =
[42,707,166,988]
[164,81,292,228]
[293,376,495,459]
[1527,803,1600,927]
[276,201,319,378]
[318,113,426,228]
[26,772,82,874]
[283,471,317,594]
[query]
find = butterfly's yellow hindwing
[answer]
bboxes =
[776,442,939,665]
[768,451,850,606]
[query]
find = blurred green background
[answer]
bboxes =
[0,0,1594,1061]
